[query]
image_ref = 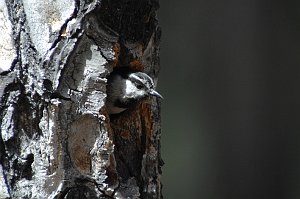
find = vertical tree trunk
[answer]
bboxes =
[0,0,162,198]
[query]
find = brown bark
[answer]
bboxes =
[0,0,162,198]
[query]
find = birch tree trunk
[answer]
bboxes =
[0,0,163,198]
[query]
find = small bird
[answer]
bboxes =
[106,67,163,114]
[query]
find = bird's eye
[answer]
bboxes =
[136,84,143,89]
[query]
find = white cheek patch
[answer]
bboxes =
[125,79,145,98]
[125,80,136,95]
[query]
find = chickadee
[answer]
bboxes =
[106,67,163,114]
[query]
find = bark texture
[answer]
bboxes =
[0,0,162,198]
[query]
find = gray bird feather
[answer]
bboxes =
[106,68,162,114]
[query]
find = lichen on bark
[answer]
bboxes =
[0,0,163,198]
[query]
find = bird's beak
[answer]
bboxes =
[149,89,163,99]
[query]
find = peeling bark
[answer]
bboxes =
[0,0,162,198]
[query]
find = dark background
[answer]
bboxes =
[158,1,300,199]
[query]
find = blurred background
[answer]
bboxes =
[158,1,300,199]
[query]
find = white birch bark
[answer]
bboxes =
[0,0,162,198]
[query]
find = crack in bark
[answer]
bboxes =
[85,33,111,64]
[49,0,80,51]
[1,0,162,198]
